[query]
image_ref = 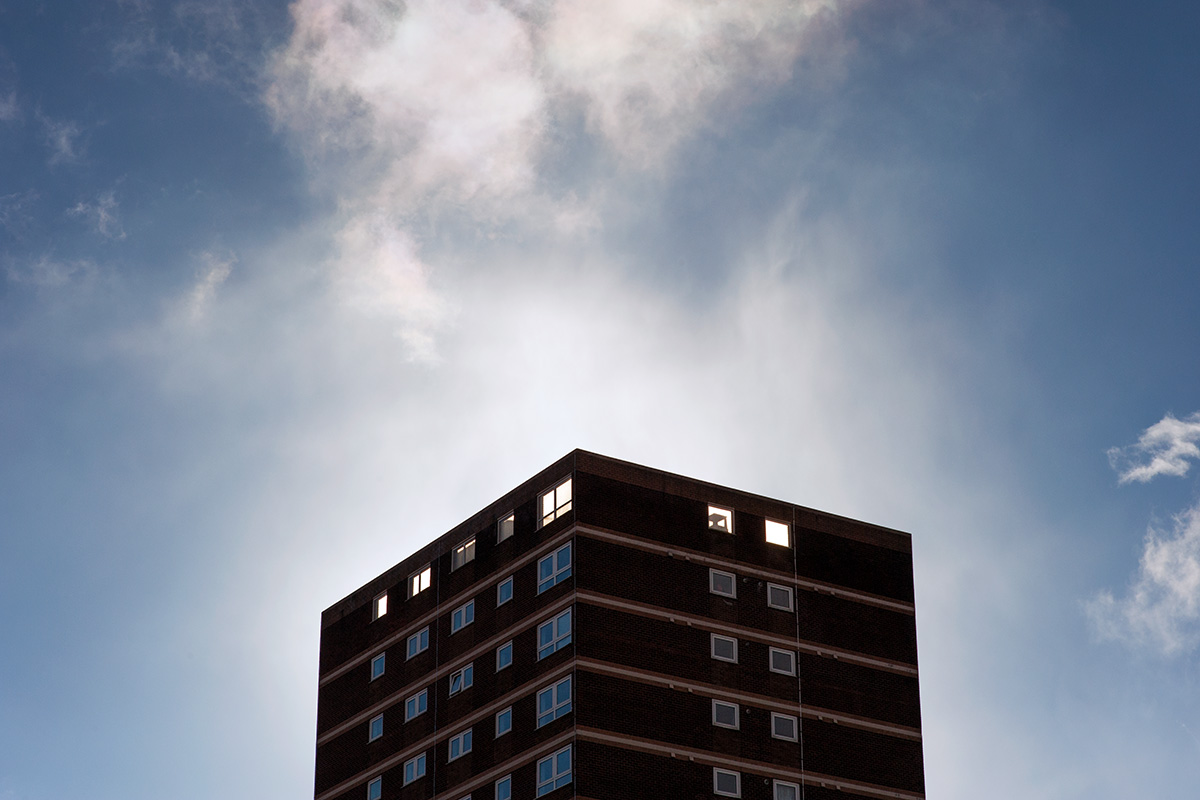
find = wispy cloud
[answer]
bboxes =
[68,190,126,240]
[38,113,83,165]
[4,254,97,288]
[1107,412,1200,484]
[0,89,18,123]
[181,250,236,323]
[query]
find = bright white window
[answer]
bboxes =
[536,745,572,796]
[403,753,426,785]
[452,537,476,570]
[498,513,515,543]
[495,776,512,800]
[712,699,739,729]
[368,714,383,742]
[769,647,796,676]
[538,477,573,528]
[404,689,428,721]
[767,583,794,611]
[774,780,800,800]
[448,728,473,761]
[372,592,388,620]
[711,633,738,663]
[710,568,736,598]
[537,608,572,660]
[497,576,514,606]
[708,505,733,533]
[537,543,572,593]
[451,599,475,633]
[536,676,572,727]
[771,712,798,741]
[765,519,791,547]
[713,768,741,797]
[367,777,382,800]
[370,653,385,680]
[495,706,513,737]
[449,664,474,695]
[409,565,432,597]
[407,627,429,659]
[496,640,513,671]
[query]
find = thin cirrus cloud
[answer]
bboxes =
[1107,412,1200,484]
[68,190,126,241]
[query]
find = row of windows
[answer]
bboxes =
[708,504,792,548]
[711,699,799,740]
[710,633,797,675]
[708,568,795,611]
[714,769,799,800]
[364,740,573,799]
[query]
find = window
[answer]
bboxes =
[537,676,572,727]
[407,627,429,659]
[769,647,796,676]
[771,712,798,741]
[495,776,512,800]
[713,768,741,797]
[765,519,791,547]
[767,583,794,611]
[403,753,426,785]
[711,633,738,663]
[537,543,572,593]
[370,653,386,680]
[368,714,383,742]
[712,699,739,729]
[448,728,473,761]
[774,781,800,800]
[452,537,476,570]
[372,592,388,620]
[708,505,733,533]
[495,706,513,737]
[451,599,475,633]
[405,689,428,721]
[409,565,432,597]
[537,608,572,660]
[497,576,514,606]
[496,640,513,671]
[709,568,736,598]
[449,664,474,695]
[538,477,573,528]
[367,777,382,800]
[536,745,572,796]
[498,513,515,543]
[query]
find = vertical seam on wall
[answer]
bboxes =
[794,505,805,800]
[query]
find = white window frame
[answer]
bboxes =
[767,582,794,612]
[537,608,572,660]
[537,542,572,593]
[713,768,741,797]
[367,776,382,800]
[451,599,475,633]
[497,576,514,606]
[711,633,738,663]
[711,699,739,729]
[407,627,429,659]
[709,568,736,598]
[449,663,474,696]
[765,518,791,547]
[372,591,388,620]
[769,647,796,676]
[404,689,428,721]
[495,706,513,737]
[497,512,515,543]
[536,676,572,727]
[496,640,513,671]
[774,780,801,800]
[538,477,573,528]
[370,653,385,681]
[448,728,473,761]
[495,776,512,800]
[409,565,432,598]
[452,537,476,570]
[368,713,383,742]
[708,505,733,533]
[771,712,799,741]
[536,744,572,796]
[403,753,426,785]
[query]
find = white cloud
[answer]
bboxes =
[1107,412,1200,484]
[68,190,126,240]
[4,254,97,287]
[0,90,18,122]
[1087,503,1200,656]
[181,250,236,323]
[39,114,83,165]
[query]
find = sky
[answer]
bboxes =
[1,0,1199,797]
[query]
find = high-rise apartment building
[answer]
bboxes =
[314,450,925,800]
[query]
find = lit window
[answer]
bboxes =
[448,728,473,761]
[403,753,426,785]
[497,576,514,606]
[495,706,513,737]
[536,676,572,727]
[372,592,388,620]
[498,513,515,543]
[708,505,733,533]
[367,777,382,800]
[449,664,474,695]
[537,543,572,593]
[407,627,429,659]
[769,647,796,676]
[711,634,737,663]
[537,608,572,660]
[709,568,736,598]
[370,653,386,680]
[452,537,476,570]
[496,640,513,671]
[765,519,790,547]
[536,745,572,796]
[451,600,475,633]
[771,712,798,741]
[774,780,800,800]
[713,768,741,797]
[496,776,512,800]
[368,714,383,742]
[409,566,432,597]
[538,477,573,527]
[712,699,739,729]
[404,689,428,721]
[767,583,794,611]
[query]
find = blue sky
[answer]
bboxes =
[2,0,1200,797]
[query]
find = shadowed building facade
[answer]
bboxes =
[314,450,925,800]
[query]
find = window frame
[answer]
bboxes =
[408,565,432,598]
[708,505,734,533]
[711,633,738,663]
[407,627,429,659]
[370,653,386,681]
[537,608,572,660]
[766,582,794,612]
[451,537,476,570]
[771,712,799,741]
[497,576,514,606]
[497,512,515,543]
[449,663,474,696]
[451,599,475,633]
[368,713,383,742]
[404,689,428,721]
[403,753,427,786]
[769,647,797,676]
[713,768,741,798]
[367,777,382,800]
[495,706,513,737]
[765,518,791,548]
[372,591,388,620]
[709,568,736,598]
[537,542,572,593]
[536,744,573,796]
[774,780,801,800]
[495,776,512,800]
[496,640,513,672]
[537,477,573,528]
[448,728,473,762]
[536,676,572,728]
[711,699,739,729]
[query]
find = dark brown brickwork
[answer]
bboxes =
[314,450,925,800]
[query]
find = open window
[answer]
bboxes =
[708,505,733,533]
